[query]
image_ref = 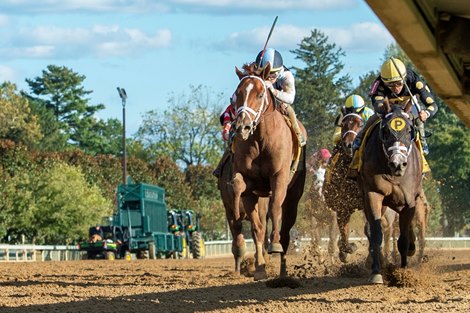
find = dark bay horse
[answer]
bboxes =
[323,112,364,262]
[230,63,307,280]
[217,156,269,274]
[359,101,423,284]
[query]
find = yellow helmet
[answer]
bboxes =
[345,95,365,111]
[380,58,406,83]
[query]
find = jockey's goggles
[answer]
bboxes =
[385,80,404,88]
[267,71,280,80]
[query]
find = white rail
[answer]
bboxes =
[1,237,469,262]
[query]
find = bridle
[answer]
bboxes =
[234,75,270,136]
[341,113,364,141]
[380,110,413,160]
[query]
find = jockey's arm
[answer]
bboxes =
[268,71,296,106]
[370,79,387,116]
[408,71,438,121]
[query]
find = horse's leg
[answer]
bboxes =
[336,209,356,263]
[391,213,399,263]
[268,174,290,254]
[415,194,427,262]
[364,191,384,284]
[242,194,267,281]
[225,206,245,273]
[310,214,322,258]
[327,210,338,262]
[231,172,247,272]
[397,206,416,268]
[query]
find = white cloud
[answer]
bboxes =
[0,0,169,14]
[0,65,17,82]
[1,25,172,59]
[323,22,394,52]
[0,0,354,14]
[174,0,354,10]
[219,22,393,55]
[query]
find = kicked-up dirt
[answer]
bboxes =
[0,246,468,312]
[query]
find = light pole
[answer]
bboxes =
[117,87,127,185]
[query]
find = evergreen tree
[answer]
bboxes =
[25,65,120,154]
[291,29,352,152]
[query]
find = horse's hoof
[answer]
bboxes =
[407,243,416,256]
[368,274,384,284]
[268,243,283,254]
[254,270,268,281]
[339,251,348,263]
[346,243,358,254]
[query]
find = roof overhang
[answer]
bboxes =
[365,0,470,128]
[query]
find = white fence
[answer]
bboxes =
[1,237,469,262]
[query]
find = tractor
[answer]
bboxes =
[167,209,205,259]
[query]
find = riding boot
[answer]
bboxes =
[348,114,380,179]
[212,149,230,178]
[416,119,429,156]
[285,105,306,146]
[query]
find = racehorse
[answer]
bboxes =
[358,101,423,284]
[306,151,338,262]
[229,62,307,280]
[379,189,430,264]
[323,112,364,262]
[217,156,269,274]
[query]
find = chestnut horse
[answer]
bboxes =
[358,101,423,284]
[230,63,307,280]
[217,155,269,273]
[323,112,364,262]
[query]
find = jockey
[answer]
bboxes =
[332,94,374,146]
[219,94,237,141]
[255,48,306,147]
[213,48,305,178]
[348,58,438,178]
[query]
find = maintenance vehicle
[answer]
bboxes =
[78,225,128,260]
[111,183,184,259]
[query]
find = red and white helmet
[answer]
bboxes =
[319,148,331,162]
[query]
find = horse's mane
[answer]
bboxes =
[241,62,262,76]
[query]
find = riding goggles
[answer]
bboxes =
[385,80,404,88]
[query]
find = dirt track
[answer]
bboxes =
[0,247,469,313]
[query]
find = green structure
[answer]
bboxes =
[112,183,183,258]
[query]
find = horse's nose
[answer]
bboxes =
[388,160,400,171]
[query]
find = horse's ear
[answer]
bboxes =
[261,63,271,80]
[235,66,244,80]
[384,97,391,113]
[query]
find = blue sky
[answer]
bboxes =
[0,0,394,135]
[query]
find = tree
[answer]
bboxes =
[0,82,43,147]
[291,29,352,152]
[31,162,111,244]
[25,65,120,154]
[137,85,225,168]
[149,156,194,210]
